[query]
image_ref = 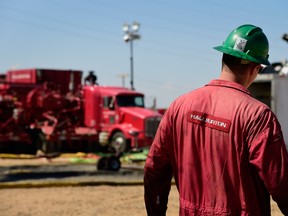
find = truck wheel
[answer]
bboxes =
[110,132,127,153]
[108,156,121,171]
[97,156,109,170]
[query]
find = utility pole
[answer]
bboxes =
[116,73,129,87]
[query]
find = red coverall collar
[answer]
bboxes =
[206,79,251,95]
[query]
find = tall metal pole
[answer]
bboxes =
[122,21,140,91]
[130,38,134,90]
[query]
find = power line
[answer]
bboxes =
[0,4,215,61]
[0,1,286,69]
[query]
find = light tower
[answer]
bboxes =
[122,21,141,90]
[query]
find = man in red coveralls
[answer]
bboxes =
[144,24,288,215]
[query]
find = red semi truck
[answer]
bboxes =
[0,68,162,154]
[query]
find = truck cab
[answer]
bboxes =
[84,85,162,153]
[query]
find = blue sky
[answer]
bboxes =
[0,0,287,108]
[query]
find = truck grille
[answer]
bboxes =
[145,117,161,138]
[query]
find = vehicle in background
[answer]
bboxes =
[0,68,162,155]
[249,60,288,149]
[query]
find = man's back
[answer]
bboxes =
[145,79,288,215]
[144,24,288,216]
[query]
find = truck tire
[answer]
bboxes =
[108,156,121,171]
[97,156,109,170]
[96,155,121,171]
[110,132,127,153]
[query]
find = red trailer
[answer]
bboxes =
[0,68,162,155]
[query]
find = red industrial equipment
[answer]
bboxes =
[0,68,162,155]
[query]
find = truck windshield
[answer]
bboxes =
[116,95,144,107]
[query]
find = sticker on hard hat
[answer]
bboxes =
[233,37,247,52]
[187,111,231,133]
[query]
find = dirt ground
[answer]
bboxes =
[0,157,284,216]
[0,185,283,216]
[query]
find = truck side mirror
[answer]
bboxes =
[109,98,115,110]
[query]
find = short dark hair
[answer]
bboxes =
[223,54,245,65]
[222,54,252,74]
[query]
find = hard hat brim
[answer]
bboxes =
[214,45,270,66]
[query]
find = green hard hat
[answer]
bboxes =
[214,24,270,65]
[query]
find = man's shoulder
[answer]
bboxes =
[168,87,205,110]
